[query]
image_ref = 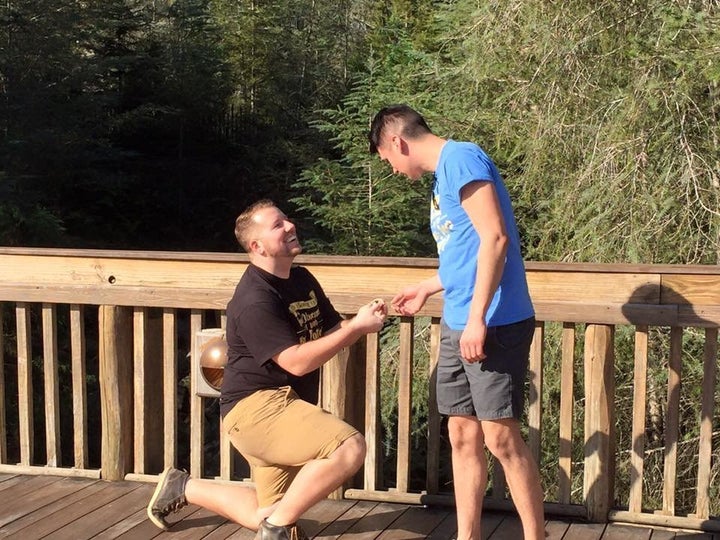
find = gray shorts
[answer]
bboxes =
[436,317,535,420]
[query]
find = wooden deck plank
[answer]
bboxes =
[375,505,452,539]
[222,527,259,539]
[603,523,653,539]
[0,474,28,493]
[3,481,141,538]
[667,534,716,539]
[0,478,107,537]
[0,473,62,500]
[314,500,378,539]
[197,519,245,540]
[486,514,523,539]
[563,522,608,539]
[425,511,458,540]
[300,499,361,537]
[0,476,712,539]
[92,507,154,540]
[649,530,677,539]
[155,506,233,539]
[42,482,154,539]
[335,502,409,539]
[0,476,89,529]
[478,512,506,539]
[113,503,206,539]
[544,519,571,539]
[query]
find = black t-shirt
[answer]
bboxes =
[219,263,343,417]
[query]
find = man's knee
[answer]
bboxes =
[334,433,366,470]
[483,419,524,460]
[448,416,483,452]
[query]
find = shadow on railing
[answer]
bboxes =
[0,248,718,533]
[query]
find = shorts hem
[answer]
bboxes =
[439,407,475,416]
[476,403,517,420]
[325,429,360,457]
[474,410,516,421]
[440,407,517,421]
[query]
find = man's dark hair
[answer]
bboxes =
[368,104,432,154]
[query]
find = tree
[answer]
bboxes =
[428,0,720,264]
[0,0,148,246]
[291,3,439,256]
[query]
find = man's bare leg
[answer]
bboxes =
[265,433,366,527]
[483,418,545,540]
[185,478,276,529]
[448,415,488,540]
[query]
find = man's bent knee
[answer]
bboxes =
[332,433,366,471]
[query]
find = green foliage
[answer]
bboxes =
[290,99,435,255]
[427,0,720,264]
[291,9,439,256]
[1,0,369,250]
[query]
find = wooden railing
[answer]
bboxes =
[0,248,718,533]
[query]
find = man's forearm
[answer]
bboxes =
[468,235,508,323]
[421,274,444,296]
[275,322,365,376]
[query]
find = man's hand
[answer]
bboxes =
[350,298,388,333]
[391,285,430,316]
[459,318,487,363]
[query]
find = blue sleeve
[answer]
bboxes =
[444,146,497,202]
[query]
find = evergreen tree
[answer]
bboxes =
[291,3,439,256]
[0,0,148,246]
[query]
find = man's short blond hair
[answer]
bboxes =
[234,199,276,252]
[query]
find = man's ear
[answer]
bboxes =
[392,134,402,150]
[248,238,265,256]
[398,137,410,155]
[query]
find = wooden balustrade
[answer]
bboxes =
[0,248,718,533]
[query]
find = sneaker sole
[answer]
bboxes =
[146,467,172,530]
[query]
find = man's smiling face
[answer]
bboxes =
[250,206,302,258]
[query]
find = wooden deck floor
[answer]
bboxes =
[0,474,717,539]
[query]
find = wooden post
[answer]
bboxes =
[70,304,88,469]
[0,305,6,464]
[162,308,178,471]
[426,319,441,495]
[583,323,616,522]
[42,303,61,467]
[364,332,381,492]
[16,304,33,466]
[100,305,134,481]
[134,308,164,474]
[395,318,414,494]
[322,338,366,499]
[189,310,204,478]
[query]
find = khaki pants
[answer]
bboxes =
[222,386,358,507]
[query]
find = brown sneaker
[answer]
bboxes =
[146,467,190,530]
[254,518,309,540]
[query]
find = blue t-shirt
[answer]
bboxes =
[431,140,534,330]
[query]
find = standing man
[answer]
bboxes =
[369,105,545,540]
[147,199,388,540]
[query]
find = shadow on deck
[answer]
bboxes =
[0,474,717,539]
